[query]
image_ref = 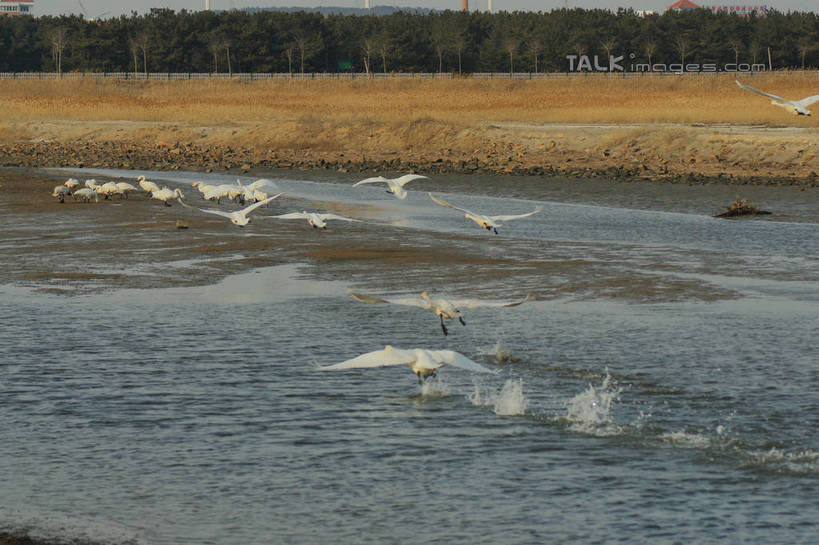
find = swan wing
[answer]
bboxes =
[795,94,819,108]
[452,293,533,309]
[430,350,496,373]
[320,347,414,370]
[348,291,429,309]
[735,80,787,103]
[319,213,359,222]
[266,212,308,220]
[177,198,235,219]
[394,174,429,187]
[428,193,474,215]
[241,192,284,215]
[353,177,388,187]
[489,206,543,222]
[248,178,280,191]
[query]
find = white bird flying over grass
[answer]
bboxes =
[735,80,819,116]
[348,290,533,336]
[429,193,542,234]
[179,192,284,227]
[353,174,429,200]
[265,210,360,229]
[319,345,496,384]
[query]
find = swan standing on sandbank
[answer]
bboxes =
[265,211,360,229]
[179,193,284,227]
[353,174,429,200]
[349,290,533,336]
[72,188,98,203]
[319,345,496,384]
[137,175,160,195]
[429,193,542,234]
[735,80,819,116]
[151,187,185,206]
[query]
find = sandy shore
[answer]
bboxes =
[1,119,817,187]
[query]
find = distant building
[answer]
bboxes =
[704,4,769,16]
[666,0,703,11]
[0,0,33,16]
[636,10,657,16]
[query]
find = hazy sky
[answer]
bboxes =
[32,0,817,19]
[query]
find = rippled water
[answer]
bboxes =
[1,169,817,544]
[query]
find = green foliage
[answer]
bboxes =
[0,8,816,73]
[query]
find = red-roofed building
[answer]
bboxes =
[0,0,34,16]
[666,0,703,10]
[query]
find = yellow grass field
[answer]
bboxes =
[1,73,817,181]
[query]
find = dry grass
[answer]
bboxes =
[1,73,817,126]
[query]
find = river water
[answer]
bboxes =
[1,169,817,544]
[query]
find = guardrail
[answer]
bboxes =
[0,71,815,80]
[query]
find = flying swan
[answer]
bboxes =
[265,211,360,229]
[353,174,429,200]
[319,345,496,384]
[348,290,532,336]
[735,80,819,116]
[429,193,542,234]
[179,192,284,227]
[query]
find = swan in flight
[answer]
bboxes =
[137,175,160,195]
[353,174,428,200]
[265,211,360,229]
[349,290,532,336]
[319,345,496,384]
[429,193,542,234]
[151,187,185,206]
[735,80,819,116]
[179,192,284,227]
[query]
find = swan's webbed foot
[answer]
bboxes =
[417,372,422,385]
[459,317,466,326]
[440,316,449,336]
[493,228,498,234]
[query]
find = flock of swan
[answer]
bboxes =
[51,171,541,385]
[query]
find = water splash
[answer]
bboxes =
[744,447,819,475]
[419,376,451,397]
[489,340,518,364]
[565,370,622,435]
[470,378,529,416]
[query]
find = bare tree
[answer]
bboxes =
[127,36,140,73]
[674,35,689,66]
[209,39,221,73]
[378,39,388,74]
[452,32,467,75]
[224,40,232,76]
[729,39,742,66]
[135,33,150,77]
[600,38,616,61]
[643,40,657,68]
[293,32,312,74]
[503,37,518,76]
[361,39,374,76]
[749,41,761,66]
[50,27,69,77]
[283,44,295,76]
[797,41,812,69]
[528,39,542,74]
[430,24,447,74]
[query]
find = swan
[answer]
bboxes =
[137,175,160,195]
[348,290,532,336]
[265,211,360,229]
[192,181,218,196]
[429,193,542,234]
[353,174,428,200]
[319,345,496,384]
[97,181,122,200]
[52,185,71,203]
[151,187,185,206]
[735,80,819,116]
[64,178,79,191]
[72,188,98,203]
[84,179,100,190]
[116,182,138,198]
[203,184,243,204]
[179,192,284,227]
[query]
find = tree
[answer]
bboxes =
[729,39,742,66]
[452,31,467,75]
[528,38,542,74]
[50,27,69,76]
[643,40,657,68]
[674,35,689,66]
[128,35,140,73]
[361,38,374,75]
[134,32,150,76]
[600,38,616,61]
[503,37,518,75]
[283,44,295,76]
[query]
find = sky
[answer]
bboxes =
[28,0,818,19]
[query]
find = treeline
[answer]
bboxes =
[0,8,817,74]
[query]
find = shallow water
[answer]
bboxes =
[1,169,818,544]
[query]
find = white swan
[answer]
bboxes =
[97,181,122,199]
[266,211,360,229]
[116,182,138,198]
[735,80,819,116]
[52,185,71,203]
[353,174,428,200]
[151,187,185,206]
[429,193,542,234]
[72,188,98,203]
[192,181,218,196]
[64,178,79,191]
[84,179,100,190]
[319,345,496,384]
[349,290,532,336]
[203,184,243,204]
[179,192,284,227]
[137,175,160,195]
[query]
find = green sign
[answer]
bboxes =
[337,60,352,71]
